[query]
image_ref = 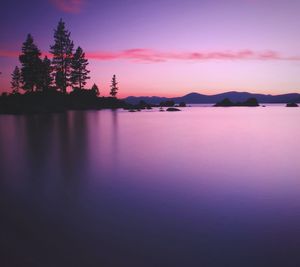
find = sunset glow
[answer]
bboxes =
[1,2,300,265]
[0,0,300,97]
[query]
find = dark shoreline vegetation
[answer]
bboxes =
[0,92,185,114]
[0,91,126,114]
[2,93,300,114]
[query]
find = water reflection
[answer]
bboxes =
[0,107,300,267]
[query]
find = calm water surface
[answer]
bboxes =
[0,106,299,267]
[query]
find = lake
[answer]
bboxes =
[0,106,300,267]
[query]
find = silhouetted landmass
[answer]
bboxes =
[286,102,299,107]
[124,91,300,104]
[214,97,259,107]
[0,91,126,114]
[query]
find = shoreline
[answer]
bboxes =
[0,91,127,115]
[0,92,298,115]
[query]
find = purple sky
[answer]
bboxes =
[0,0,300,97]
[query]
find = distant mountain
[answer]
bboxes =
[123,91,300,104]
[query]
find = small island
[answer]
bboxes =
[214,97,259,107]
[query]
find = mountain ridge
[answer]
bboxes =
[123,91,300,104]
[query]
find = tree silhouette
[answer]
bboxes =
[50,19,74,93]
[110,75,118,97]
[91,83,100,96]
[70,46,90,90]
[19,34,42,92]
[39,56,53,91]
[11,66,22,94]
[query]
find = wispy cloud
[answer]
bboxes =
[49,0,85,14]
[86,49,300,62]
[1,48,300,62]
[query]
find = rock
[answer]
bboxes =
[286,102,298,107]
[166,107,181,112]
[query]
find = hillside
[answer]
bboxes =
[124,91,300,104]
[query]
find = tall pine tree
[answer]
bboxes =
[39,56,53,91]
[110,75,118,97]
[50,19,74,93]
[70,46,90,90]
[19,34,42,92]
[11,66,22,94]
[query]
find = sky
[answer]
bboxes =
[0,0,300,97]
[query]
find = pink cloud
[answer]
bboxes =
[1,48,300,62]
[85,49,300,62]
[49,0,85,13]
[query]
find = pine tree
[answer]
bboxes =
[50,19,74,93]
[39,56,53,91]
[19,34,42,92]
[110,75,118,97]
[11,66,22,94]
[70,46,90,90]
[91,83,99,96]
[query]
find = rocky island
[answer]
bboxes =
[214,97,259,107]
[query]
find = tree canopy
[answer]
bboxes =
[70,46,90,90]
[19,34,42,92]
[50,19,74,93]
[10,19,120,99]
[11,66,22,94]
